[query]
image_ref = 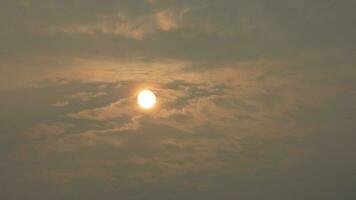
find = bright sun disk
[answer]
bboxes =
[137,89,156,109]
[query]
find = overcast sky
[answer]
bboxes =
[0,1,355,199]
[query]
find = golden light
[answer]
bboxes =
[137,89,156,109]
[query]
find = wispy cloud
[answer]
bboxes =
[44,7,188,40]
[51,101,69,107]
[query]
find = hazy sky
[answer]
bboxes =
[0,1,355,199]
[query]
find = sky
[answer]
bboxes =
[0,0,355,199]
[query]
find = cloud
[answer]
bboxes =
[47,12,158,40]
[69,91,107,102]
[42,7,187,40]
[51,101,69,107]
[52,57,339,156]
[21,123,72,140]
[68,97,135,121]
[0,1,355,199]
[155,10,178,31]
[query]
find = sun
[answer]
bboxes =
[137,89,157,109]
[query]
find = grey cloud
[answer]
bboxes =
[2,0,354,62]
[1,1,356,199]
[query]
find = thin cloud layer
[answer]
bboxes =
[0,0,355,199]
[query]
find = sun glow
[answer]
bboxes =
[137,89,156,109]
